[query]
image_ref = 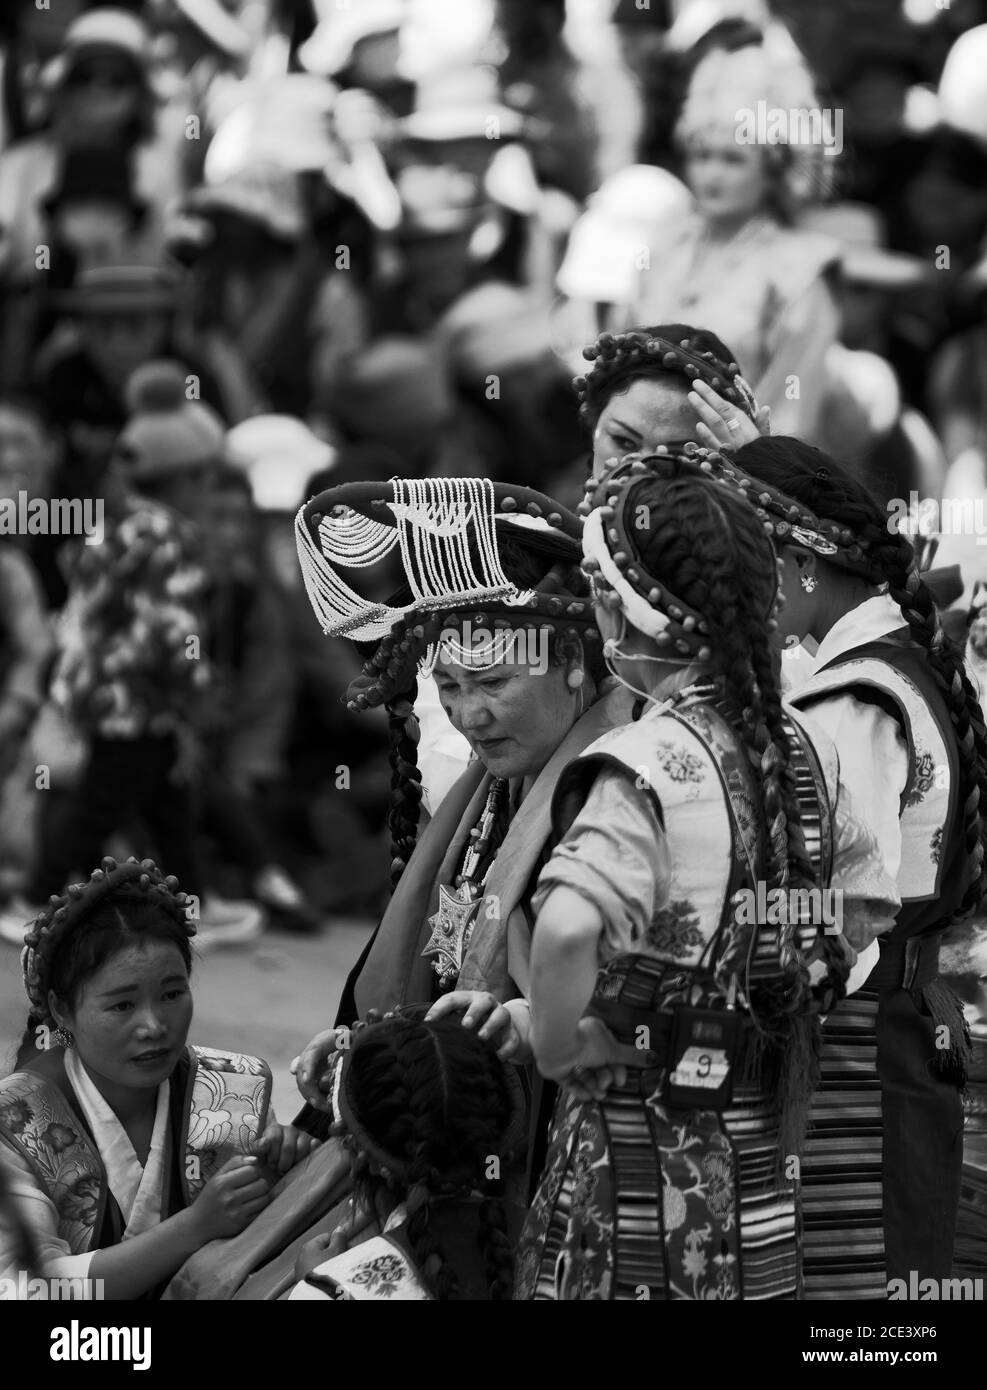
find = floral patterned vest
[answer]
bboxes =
[0,1045,271,1255]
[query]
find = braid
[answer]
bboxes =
[735,435,987,924]
[575,324,756,430]
[340,1013,521,1299]
[384,675,423,892]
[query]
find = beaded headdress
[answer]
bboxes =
[295,477,600,709]
[577,450,781,659]
[574,328,759,427]
[21,856,196,1023]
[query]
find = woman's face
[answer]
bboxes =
[57,50,143,145]
[54,940,193,1097]
[81,311,170,384]
[0,406,55,497]
[433,635,581,780]
[685,133,770,227]
[592,378,699,478]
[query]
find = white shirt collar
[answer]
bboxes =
[784,593,905,694]
[65,1048,171,1238]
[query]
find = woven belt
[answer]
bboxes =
[865,932,942,992]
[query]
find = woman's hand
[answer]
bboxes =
[542,1016,653,1100]
[292,1028,348,1110]
[689,378,768,451]
[426,990,531,1062]
[190,1155,272,1241]
[252,1123,320,1176]
[294,1232,337,1282]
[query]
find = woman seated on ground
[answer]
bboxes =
[288,1009,522,1301]
[0,856,316,1299]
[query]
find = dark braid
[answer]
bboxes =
[17,856,195,1068]
[575,323,756,430]
[623,474,848,1018]
[385,675,424,890]
[735,436,987,924]
[341,1013,520,1300]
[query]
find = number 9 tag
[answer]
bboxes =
[662,1007,740,1109]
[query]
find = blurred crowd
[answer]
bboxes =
[3,0,987,943]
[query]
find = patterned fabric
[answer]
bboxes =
[515,961,798,1302]
[0,1045,270,1249]
[518,698,836,1301]
[292,1235,431,1301]
[0,1071,105,1255]
[50,495,211,738]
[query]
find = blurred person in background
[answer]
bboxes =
[0,9,184,307]
[196,461,321,933]
[0,392,54,912]
[631,30,841,442]
[0,362,264,948]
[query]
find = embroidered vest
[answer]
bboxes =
[0,1045,271,1256]
[787,634,964,932]
[552,696,833,993]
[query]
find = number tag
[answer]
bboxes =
[662,1007,740,1110]
[669,1046,730,1090]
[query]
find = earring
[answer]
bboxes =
[800,575,817,593]
[567,669,585,690]
[50,1026,74,1050]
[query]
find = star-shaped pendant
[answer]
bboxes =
[423,884,483,987]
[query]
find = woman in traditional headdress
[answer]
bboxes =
[161,478,637,1298]
[516,451,899,1300]
[726,435,987,1297]
[630,35,840,442]
[0,857,314,1298]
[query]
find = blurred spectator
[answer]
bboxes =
[631,33,841,441]
[0,361,264,946]
[0,9,183,294]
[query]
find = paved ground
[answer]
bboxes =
[0,917,375,1122]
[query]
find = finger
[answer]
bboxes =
[476,1006,510,1041]
[461,994,498,1029]
[231,1177,272,1204]
[221,1157,265,1187]
[276,1138,298,1174]
[756,405,771,436]
[235,1193,272,1220]
[694,421,724,449]
[289,1056,300,1075]
[691,378,733,419]
[495,1031,520,1061]
[618,1042,656,1069]
[425,991,471,1021]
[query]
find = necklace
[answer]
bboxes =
[422,776,510,988]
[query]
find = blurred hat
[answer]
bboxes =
[227,415,336,512]
[299,0,403,77]
[318,338,455,442]
[204,77,338,181]
[185,164,306,242]
[118,361,226,481]
[43,147,146,219]
[798,203,927,290]
[437,281,553,378]
[55,264,177,316]
[818,344,900,456]
[400,68,523,143]
[557,165,693,304]
[938,25,987,150]
[664,0,770,52]
[43,8,152,90]
[171,0,251,60]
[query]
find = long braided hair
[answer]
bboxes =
[575,323,757,432]
[735,435,987,924]
[338,1013,519,1300]
[622,472,843,1009]
[16,857,195,1069]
